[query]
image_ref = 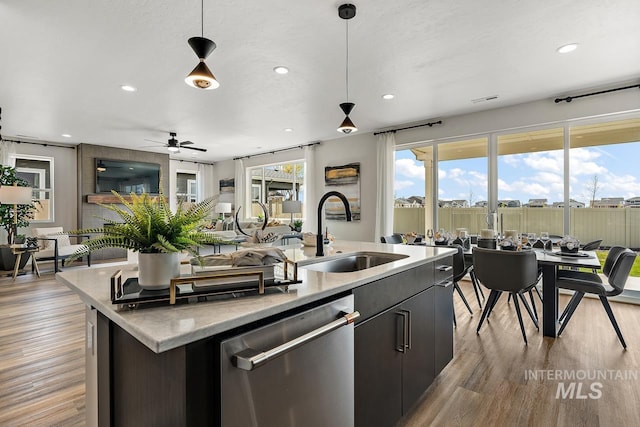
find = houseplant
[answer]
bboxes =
[0,166,39,271]
[292,219,303,232]
[69,190,220,290]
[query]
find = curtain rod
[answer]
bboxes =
[554,83,640,103]
[1,137,76,150]
[174,159,215,166]
[233,141,320,160]
[373,120,443,136]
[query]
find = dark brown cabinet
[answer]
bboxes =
[354,258,453,427]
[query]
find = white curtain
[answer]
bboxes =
[234,158,245,219]
[197,163,216,201]
[0,140,17,167]
[303,145,317,233]
[375,132,395,242]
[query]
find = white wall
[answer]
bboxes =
[16,81,639,245]
[216,85,640,244]
[393,85,640,147]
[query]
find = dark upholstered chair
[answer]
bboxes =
[380,234,403,244]
[556,248,636,348]
[473,247,541,344]
[451,245,474,326]
[557,245,625,286]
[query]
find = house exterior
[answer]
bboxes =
[591,197,625,208]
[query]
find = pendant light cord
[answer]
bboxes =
[345,18,350,102]
[201,0,204,37]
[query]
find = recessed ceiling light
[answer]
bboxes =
[120,85,137,92]
[273,66,289,75]
[61,134,72,138]
[556,43,578,54]
[284,128,293,132]
[382,94,394,100]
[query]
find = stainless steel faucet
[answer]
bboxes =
[316,191,352,256]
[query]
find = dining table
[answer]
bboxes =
[453,245,602,337]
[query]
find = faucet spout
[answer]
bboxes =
[316,191,352,256]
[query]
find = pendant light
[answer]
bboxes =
[337,4,357,134]
[185,0,219,90]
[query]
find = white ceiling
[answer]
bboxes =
[1,1,639,162]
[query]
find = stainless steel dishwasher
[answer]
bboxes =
[219,294,359,427]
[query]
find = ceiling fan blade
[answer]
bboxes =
[143,138,166,145]
[181,145,207,152]
[179,140,194,145]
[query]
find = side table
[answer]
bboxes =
[11,245,41,281]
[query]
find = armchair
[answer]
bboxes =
[32,227,91,273]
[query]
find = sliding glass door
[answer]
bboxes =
[496,127,564,237]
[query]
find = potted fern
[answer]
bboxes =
[70,190,220,290]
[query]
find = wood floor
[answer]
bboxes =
[400,281,640,427]
[1,270,639,426]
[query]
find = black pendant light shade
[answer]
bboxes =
[188,36,216,59]
[337,102,357,134]
[185,1,219,90]
[338,115,357,134]
[186,60,219,89]
[337,4,357,134]
[339,102,355,116]
[186,37,219,90]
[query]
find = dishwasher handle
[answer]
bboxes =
[232,310,360,371]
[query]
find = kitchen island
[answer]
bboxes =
[57,241,456,427]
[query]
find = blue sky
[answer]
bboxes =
[395,142,640,205]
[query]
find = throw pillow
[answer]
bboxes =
[41,234,71,250]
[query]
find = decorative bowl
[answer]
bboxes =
[560,244,579,253]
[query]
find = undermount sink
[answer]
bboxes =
[299,251,409,273]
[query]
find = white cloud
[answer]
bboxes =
[395,158,425,179]
[394,180,415,191]
[448,168,464,179]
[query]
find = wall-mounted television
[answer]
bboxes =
[95,159,161,194]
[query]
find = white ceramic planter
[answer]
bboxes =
[137,252,180,290]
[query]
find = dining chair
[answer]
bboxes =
[451,245,474,327]
[556,248,636,348]
[557,245,626,324]
[380,234,403,244]
[473,247,541,344]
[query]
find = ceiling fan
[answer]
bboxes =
[145,132,207,153]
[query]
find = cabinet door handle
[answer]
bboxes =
[437,265,453,272]
[395,311,409,352]
[436,280,453,288]
[232,310,360,371]
[403,309,412,350]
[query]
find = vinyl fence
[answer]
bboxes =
[394,207,640,249]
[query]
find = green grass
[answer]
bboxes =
[595,250,640,277]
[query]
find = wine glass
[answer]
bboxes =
[459,230,468,250]
[528,232,537,249]
[426,229,434,245]
[540,231,550,252]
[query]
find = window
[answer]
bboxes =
[15,156,53,222]
[176,172,198,206]
[497,128,564,236]
[569,118,640,250]
[247,161,305,220]
[437,137,488,232]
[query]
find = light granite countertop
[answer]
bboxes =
[56,241,455,353]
